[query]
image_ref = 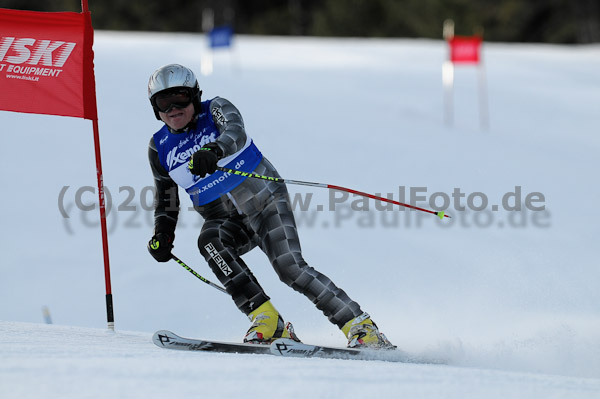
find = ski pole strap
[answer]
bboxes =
[171,255,228,294]
[216,166,450,219]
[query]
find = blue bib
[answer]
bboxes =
[153,100,263,206]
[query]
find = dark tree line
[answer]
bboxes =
[3,0,599,43]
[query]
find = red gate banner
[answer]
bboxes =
[449,36,482,64]
[0,8,97,120]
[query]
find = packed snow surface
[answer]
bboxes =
[1,31,599,398]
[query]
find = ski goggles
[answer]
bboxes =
[151,88,193,113]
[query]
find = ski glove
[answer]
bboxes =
[188,142,223,177]
[148,232,174,263]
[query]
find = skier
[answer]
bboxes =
[146,64,393,349]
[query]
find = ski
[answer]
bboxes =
[153,330,446,364]
[270,338,446,364]
[152,330,271,355]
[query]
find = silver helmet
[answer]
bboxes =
[148,64,202,119]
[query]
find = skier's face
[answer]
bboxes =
[160,102,195,131]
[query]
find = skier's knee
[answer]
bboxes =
[273,255,310,287]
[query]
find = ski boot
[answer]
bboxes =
[243,300,300,344]
[342,312,395,349]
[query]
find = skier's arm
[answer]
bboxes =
[209,97,247,157]
[148,137,179,237]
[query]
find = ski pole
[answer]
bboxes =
[171,255,228,294]
[217,167,450,219]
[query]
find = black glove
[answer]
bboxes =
[188,142,223,177]
[148,232,174,263]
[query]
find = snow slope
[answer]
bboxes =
[1,321,599,399]
[1,32,600,398]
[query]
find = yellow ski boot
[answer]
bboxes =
[243,301,300,344]
[342,313,395,349]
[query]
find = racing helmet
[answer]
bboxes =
[148,64,202,120]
